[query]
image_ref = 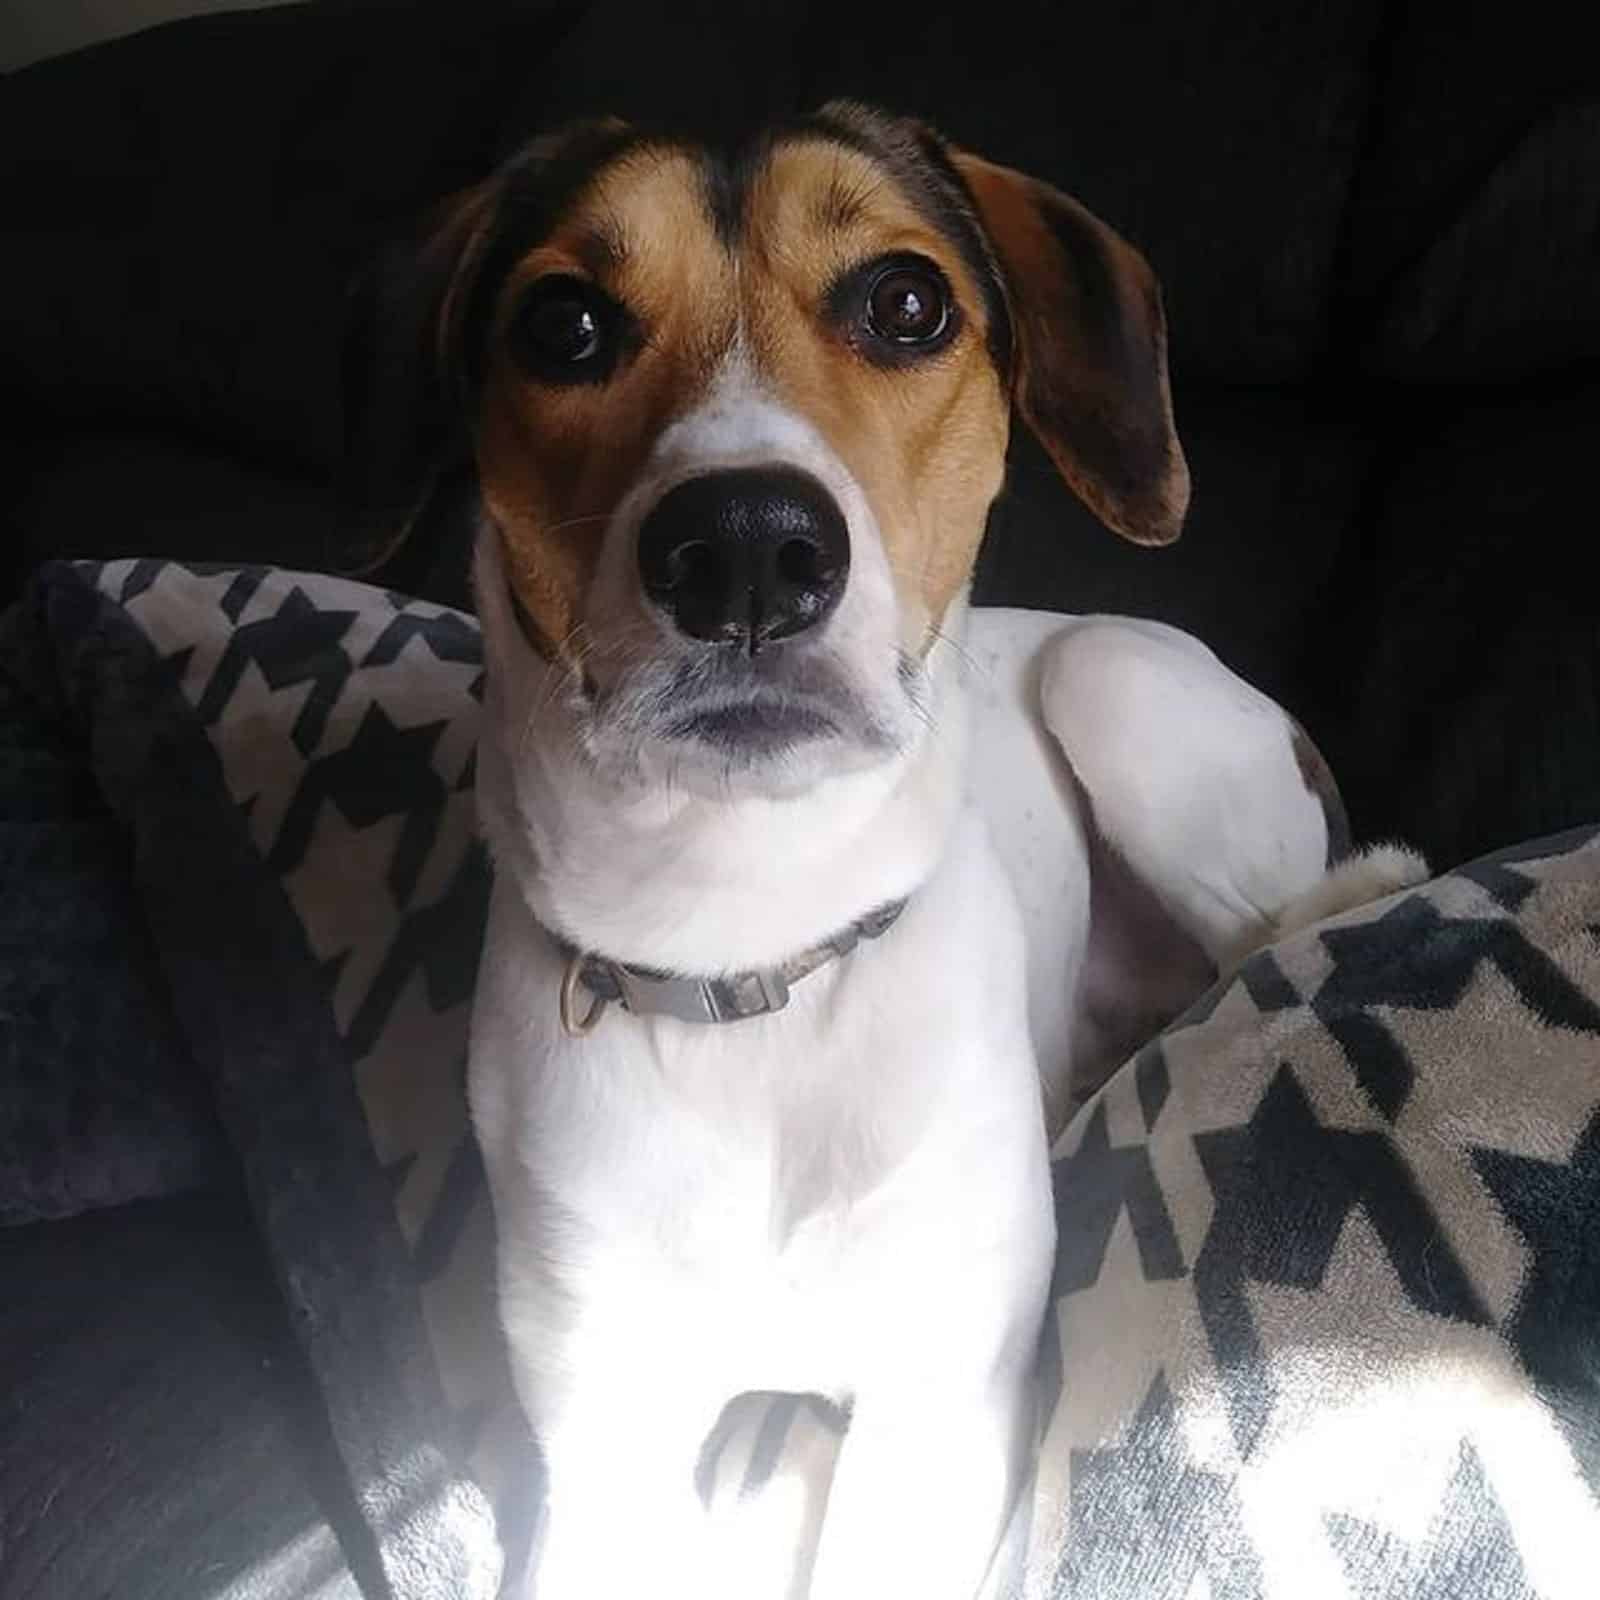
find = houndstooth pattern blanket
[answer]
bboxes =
[33,559,1600,1598]
[1031,832,1600,1598]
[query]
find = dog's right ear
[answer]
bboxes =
[341,182,497,575]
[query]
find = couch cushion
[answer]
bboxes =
[0,1193,367,1600]
[1340,0,1600,381]
[977,386,1372,712]
[0,591,225,1226]
[0,0,585,476]
[1302,378,1600,869]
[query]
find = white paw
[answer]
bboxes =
[1269,842,1432,943]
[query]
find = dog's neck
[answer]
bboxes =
[473,536,972,975]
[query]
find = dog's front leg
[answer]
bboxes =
[806,1357,1036,1600]
[529,1375,725,1600]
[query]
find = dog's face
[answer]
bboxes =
[353,104,1187,798]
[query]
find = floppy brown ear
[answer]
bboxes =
[340,182,496,576]
[951,152,1189,545]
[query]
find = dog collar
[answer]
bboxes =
[554,899,907,1034]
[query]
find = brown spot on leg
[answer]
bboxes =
[1291,720,1353,866]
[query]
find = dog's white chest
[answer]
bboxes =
[469,806,1050,1407]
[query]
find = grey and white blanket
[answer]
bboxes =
[4,558,1596,1599]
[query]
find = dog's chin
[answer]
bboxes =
[668,698,838,754]
[575,641,926,801]
[579,692,913,801]
[642,699,896,800]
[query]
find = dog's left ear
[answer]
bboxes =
[341,181,497,575]
[951,152,1190,545]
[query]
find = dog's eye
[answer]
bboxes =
[865,262,950,345]
[509,277,619,382]
[832,254,958,363]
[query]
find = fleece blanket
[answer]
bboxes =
[2,558,1596,1600]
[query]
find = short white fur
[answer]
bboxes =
[469,346,1425,1600]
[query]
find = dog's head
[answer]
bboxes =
[351,103,1187,799]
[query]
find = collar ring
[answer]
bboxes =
[559,953,609,1037]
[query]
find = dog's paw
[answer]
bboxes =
[1218,842,1430,971]
[1268,842,1431,942]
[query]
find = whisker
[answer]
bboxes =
[925,622,982,679]
[871,551,983,685]
[535,623,595,713]
[539,511,613,538]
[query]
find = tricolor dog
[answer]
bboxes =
[353,103,1421,1599]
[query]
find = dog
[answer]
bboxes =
[350,101,1424,1599]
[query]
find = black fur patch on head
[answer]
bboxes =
[454,119,644,395]
[699,134,775,246]
[572,97,775,248]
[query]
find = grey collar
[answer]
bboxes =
[554,899,907,1033]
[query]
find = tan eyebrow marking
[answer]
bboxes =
[795,145,892,240]
[811,176,872,233]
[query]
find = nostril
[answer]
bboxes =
[668,539,717,591]
[641,534,718,598]
[776,535,825,588]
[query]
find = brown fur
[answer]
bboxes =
[475,148,737,652]
[1290,720,1353,866]
[951,153,1189,547]
[408,112,1185,656]
[745,141,1012,635]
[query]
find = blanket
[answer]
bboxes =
[3,558,1596,1599]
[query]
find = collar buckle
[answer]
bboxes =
[608,963,791,1024]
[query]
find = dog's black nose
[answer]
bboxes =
[636,467,850,650]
